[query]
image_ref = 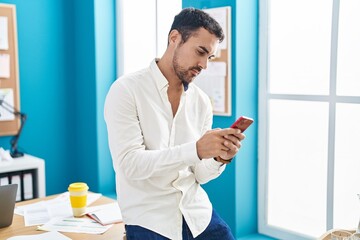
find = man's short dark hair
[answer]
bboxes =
[169,7,225,44]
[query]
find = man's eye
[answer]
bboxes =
[197,50,206,56]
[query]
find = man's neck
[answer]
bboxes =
[157,57,183,90]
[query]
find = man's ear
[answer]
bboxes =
[168,29,181,45]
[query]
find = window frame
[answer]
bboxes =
[258,0,360,239]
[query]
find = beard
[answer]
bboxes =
[172,51,202,87]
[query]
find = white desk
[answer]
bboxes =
[0,154,45,199]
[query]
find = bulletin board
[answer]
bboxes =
[194,6,232,116]
[0,3,21,136]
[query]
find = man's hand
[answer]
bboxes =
[218,131,245,160]
[196,128,245,160]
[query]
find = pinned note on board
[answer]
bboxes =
[195,62,227,113]
[0,88,15,121]
[0,53,10,78]
[0,16,9,50]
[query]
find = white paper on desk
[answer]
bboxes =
[15,192,102,216]
[24,205,51,227]
[15,201,44,216]
[6,231,71,240]
[20,201,71,226]
[38,217,112,234]
[16,192,102,226]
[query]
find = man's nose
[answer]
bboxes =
[198,58,208,70]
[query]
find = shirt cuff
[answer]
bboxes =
[209,157,226,168]
[180,141,201,165]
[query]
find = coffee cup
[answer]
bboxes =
[68,182,89,217]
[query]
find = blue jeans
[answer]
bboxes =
[125,209,235,240]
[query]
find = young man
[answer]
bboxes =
[104,8,245,240]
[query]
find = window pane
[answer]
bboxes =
[268,0,332,95]
[336,0,360,96]
[267,99,328,237]
[333,103,360,229]
[157,0,182,57]
[122,0,156,74]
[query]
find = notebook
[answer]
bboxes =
[86,202,123,226]
[0,184,18,228]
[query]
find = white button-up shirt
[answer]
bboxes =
[104,59,226,240]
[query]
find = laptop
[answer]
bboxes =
[0,184,18,228]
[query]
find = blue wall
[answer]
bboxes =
[183,0,259,238]
[0,0,76,193]
[0,0,116,196]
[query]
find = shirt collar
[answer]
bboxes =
[150,58,169,91]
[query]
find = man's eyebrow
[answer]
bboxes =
[199,46,209,54]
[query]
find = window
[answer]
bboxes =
[116,0,182,76]
[258,0,360,239]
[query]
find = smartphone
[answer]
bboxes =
[230,116,254,133]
